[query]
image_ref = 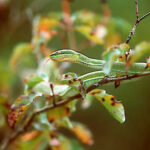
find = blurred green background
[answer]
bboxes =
[1,0,150,149]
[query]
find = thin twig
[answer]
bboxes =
[139,11,150,22]
[126,0,150,44]
[2,71,150,150]
[135,0,139,20]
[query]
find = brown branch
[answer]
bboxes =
[126,0,150,44]
[135,0,139,20]
[2,71,150,150]
[139,11,150,22]
[50,83,56,106]
[86,72,150,93]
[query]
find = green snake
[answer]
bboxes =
[50,49,149,74]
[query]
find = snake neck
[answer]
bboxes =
[77,53,105,69]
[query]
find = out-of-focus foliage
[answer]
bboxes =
[126,42,150,69]
[1,0,150,150]
[73,10,131,46]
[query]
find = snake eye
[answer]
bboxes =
[50,51,59,60]
[50,52,56,57]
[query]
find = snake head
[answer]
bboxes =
[50,49,79,62]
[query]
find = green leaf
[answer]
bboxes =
[72,10,100,27]
[104,18,131,47]
[47,106,71,123]
[51,135,84,150]
[12,131,49,150]
[56,117,73,129]
[33,81,51,95]
[8,94,40,128]
[70,139,84,150]
[10,43,33,69]
[88,89,125,123]
[33,82,70,96]
[35,113,52,131]
[56,72,81,92]
[126,42,150,68]
[57,119,93,145]
[32,14,60,46]
[38,59,59,81]
[108,17,131,38]
[71,122,93,145]
[54,84,71,96]
[104,33,122,48]
[103,43,130,74]
[51,135,72,150]
[103,48,121,74]
[75,25,104,45]
[25,74,44,93]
